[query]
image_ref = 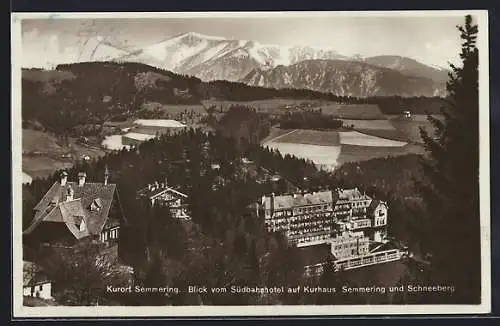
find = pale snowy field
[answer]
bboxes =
[264,142,342,169]
[133,119,186,128]
[339,131,407,147]
[101,135,131,151]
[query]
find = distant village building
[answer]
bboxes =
[23,261,52,300]
[258,188,400,273]
[22,172,33,185]
[23,167,124,254]
[121,119,187,147]
[136,181,189,219]
[122,132,156,147]
[401,110,412,119]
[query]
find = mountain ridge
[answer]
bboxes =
[242,59,446,97]
[24,32,451,97]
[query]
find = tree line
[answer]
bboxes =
[23,61,448,139]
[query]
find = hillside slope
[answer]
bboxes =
[364,55,450,83]
[22,62,449,136]
[242,59,446,97]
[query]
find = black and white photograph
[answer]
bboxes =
[11,10,490,316]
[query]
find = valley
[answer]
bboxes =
[21,60,440,180]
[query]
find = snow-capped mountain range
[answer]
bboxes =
[34,31,450,97]
[117,32,350,82]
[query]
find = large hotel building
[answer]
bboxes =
[259,188,403,274]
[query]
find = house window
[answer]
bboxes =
[39,285,43,291]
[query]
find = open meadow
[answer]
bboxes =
[201,98,333,114]
[267,129,341,146]
[388,114,442,144]
[22,129,105,180]
[337,144,425,166]
[261,123,422,171]
[320,104,386,120]
[264,142,342,171]
[339,131,407,147]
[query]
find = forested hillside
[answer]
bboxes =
[22,128,432,305]
[22,62,449,137]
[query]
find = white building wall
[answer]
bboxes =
[24,282,52,300]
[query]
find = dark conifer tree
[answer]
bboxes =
[417,15,480,303]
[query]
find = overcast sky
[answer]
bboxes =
[21,14,467,68]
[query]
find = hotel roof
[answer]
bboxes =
[264,191,333,210]
[335,188,371,201]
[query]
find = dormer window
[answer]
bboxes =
[50,196,59,206]
[74,216,86,232]
[90,198,102,212]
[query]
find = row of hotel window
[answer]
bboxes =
[287,228,332,235]
[269,226,332,233]
[270,205,331,216]
[292,233,331,244]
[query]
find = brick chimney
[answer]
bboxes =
[78,172,87,187]
[60,171,68,186]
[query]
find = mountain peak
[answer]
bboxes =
[174,32,227,41]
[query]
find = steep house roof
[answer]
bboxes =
[137,183,188,200]
[367,200,387,215]
[24,181,117,238]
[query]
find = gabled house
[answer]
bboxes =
[136,181,189,219]
[23,261,52,300]
[23,168,124,248]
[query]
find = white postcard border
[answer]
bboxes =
[11,10,491,317]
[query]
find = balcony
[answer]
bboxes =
[350,219,372,229]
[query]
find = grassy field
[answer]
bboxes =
[341,119,395,130]
[388,115,441,144]
[22,129,105,180]
[353,128,410,143]
[264,142,341,170]
[320,104,386,120]
[339,131,407,147]
[22,156,74,179]
[261,122,425,169]
[260,127,294,144]
[201,98,332,114]
[22,129,65,154]
[338,144,425,165]
[265,129,341,147]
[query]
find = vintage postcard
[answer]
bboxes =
[11,10,490,317]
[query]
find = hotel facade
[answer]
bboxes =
[259,188,403,273]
